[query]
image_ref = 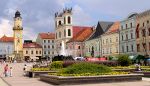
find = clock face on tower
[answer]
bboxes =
[16,33,21,38]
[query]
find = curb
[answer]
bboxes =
[0,77,11,86]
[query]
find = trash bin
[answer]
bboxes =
[29,72,32,78]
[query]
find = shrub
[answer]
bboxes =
[117,54,131,66]
[50,61,63,69]
[63,61,118,67]
[52,55,74,61]
[31,68,50,71]
[59,62,112,74]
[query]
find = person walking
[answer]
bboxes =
[23,64,27,76]
[9,67,13,77]
[4,64,8,77]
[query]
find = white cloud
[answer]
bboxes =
[73,5,93,26]
[0,19,13,37]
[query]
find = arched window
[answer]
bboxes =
[58,21,61,25]
[68,16,71,24]
[64,17,66,24]
[64,29,66,37]
[68,29,71,36]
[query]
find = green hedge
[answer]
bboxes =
[31,68,50,71]
[50,61,63,69]
[117,54,131,66]
[59,62,112,74]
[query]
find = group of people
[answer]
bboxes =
[4,64,12,77]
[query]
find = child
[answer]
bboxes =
[10,67,12,77]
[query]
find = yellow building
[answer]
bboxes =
[23,41,42,61]
[101,22,120,57]
[13,11,23,61]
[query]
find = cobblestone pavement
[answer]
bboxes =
[0,63,150,86]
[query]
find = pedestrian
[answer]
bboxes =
[23,64,27,76]
[4,64,8,77]
[9,67,13,77]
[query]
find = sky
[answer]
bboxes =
[0,0,150,40]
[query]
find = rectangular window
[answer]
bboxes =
[48,45,50,48]
[122,35,123,41]
[44,40,46,43]
[31,51,33,54]
[110,38,112,43]
[149,28,150,36]
[126,46,128,52]
[68,29,71,36]
[149,42,150,50]
[147,20,149,24]
[126,34,128,40]
[122,46,124,53]
[110,48,112,53]
[143,43,146,51]
[116,37,118,42]
[48,40,50,43]
[116,47,118,53]
[39,51,41,54]
[48,51,50,54]
[44,45,46,48]
[131,45,134,52]
[143,22,145,27]
[36,51,38,54]
[52,40,54,43]
[52,45,54,49]
[142,29,146,37]
[64,29,66,37]
[44,51,46,54]
[131,33,133,39]
[121,25,123,29]
[136,31,139,38]
[137,44,140,52]
[126,24,128,29]
[26,51,28,54]
[130,23,132,28]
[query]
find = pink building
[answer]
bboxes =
[67,27,93,57]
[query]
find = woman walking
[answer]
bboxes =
[4,64,8,77]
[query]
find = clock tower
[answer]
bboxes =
[13,10,23,61]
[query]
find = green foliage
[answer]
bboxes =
[50,61,63,69]
[117,54,131,66]
[52,55,74,61]
[31,68,50,71]
[59,62,112,74]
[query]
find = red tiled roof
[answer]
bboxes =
[0,35,14,42]
[73,26,92,36]
[39,32,55,39]
[105,22,120,34]
[23,42,42,48]
[68,28,93,42]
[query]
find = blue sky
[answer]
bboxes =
[0,0,150,40]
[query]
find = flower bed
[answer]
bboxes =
[40,74,143,85]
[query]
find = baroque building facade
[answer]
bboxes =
[136,10,150,57]
[36,32,55,59]
[85,21,113,57]
[101,22,120,57]
[119,13,137,56]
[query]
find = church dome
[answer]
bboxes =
[15,10,21,18]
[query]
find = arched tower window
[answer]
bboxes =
[58,21,61,25]
[64,17,66,24]
[68,16,71,24]
[64,29,66,37]
[68,29,71,36]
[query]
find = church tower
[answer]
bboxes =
[13,10,23,61]
[55,8,73,55]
